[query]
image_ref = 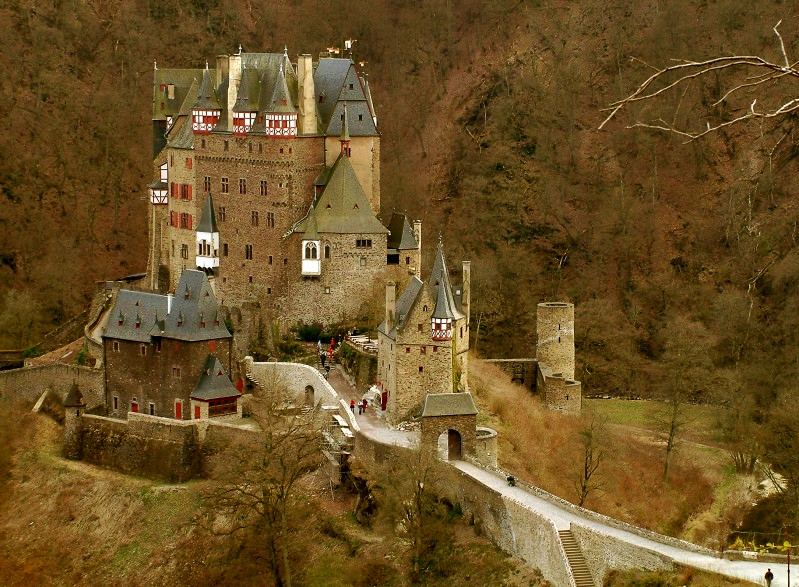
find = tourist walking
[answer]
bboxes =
[361,398,367,415]
[765,568,773,587]
[350,399,355,413]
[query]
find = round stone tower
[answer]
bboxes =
[536,302,575,380]
[63,382,85,460]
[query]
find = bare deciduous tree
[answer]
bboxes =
[574,411,605,507]
[599,21,799,142]
[201,375,323,587]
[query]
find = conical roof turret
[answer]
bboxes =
[267,63,296,113]
[233,66,259,112]
[430,239,463,320]
[195,65,221,110]
[197,195,218,233]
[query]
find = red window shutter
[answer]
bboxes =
[188,215,193,230]
[170,182,176,197]
[187,185,192,200]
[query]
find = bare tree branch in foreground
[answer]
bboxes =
[599,21,799,141]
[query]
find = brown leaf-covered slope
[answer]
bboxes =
[3,0,799,405]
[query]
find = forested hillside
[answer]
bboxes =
[3,0,799,412]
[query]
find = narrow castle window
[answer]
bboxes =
[360,257,366,267]
[245,244,253,260]
[260,180,268,196]
[219,207,226,221]
[268,255,273,265]
[203,176,211,192]
[267,287,272,294]
[112,341,120,352]
[304,242,318,260]
[418,324,423,332]
[267,212,275,228]
[140,344,147,356]
[418,366,424,373]
[181,244,189,259]
[358,114,363,121]
[223,243,228,256]
[248,276,253,283]
[221,177,229,193]
[405,347,410,353]
[259,143,263,154]
[113,396,118,410]
[251,211,259,226]
[185,157,192,170]
[172,366,181,378]
[149,402,155,416]
[239,178,247,194]
[154,340,161,353]
[224,140,229,151]
[324,245,330,259]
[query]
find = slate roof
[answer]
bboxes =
[387,213,419,251]
[266,64,296,113]
[154,53,374,138]
[157,270,231,342]
[195,67,222,110]
[103,290,169,343]
[166,116,195,150]
[233,66,260,112]
[429,242,464,320]
[421,392,478,417]
[292,154,388,235]
[191,355,240,400]
[197,195,218,233]
[153,68,203,121]
[377,276,424,338]
[377,241,463,337]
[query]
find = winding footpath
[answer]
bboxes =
[327,369,790,586]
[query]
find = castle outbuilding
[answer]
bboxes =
[102,270,239,420]
[377,241,471,425]
[145,48,419,330]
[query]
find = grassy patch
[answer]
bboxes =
[604,565,756,586]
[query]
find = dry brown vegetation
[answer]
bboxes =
[0,397,544,586]
[469,360,745,541]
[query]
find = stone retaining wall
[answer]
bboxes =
[79,413,201,482]
[354,431,574,585]
[0,364,104,409]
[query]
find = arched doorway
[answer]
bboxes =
[304,385,314,406]
[436,429,463,461]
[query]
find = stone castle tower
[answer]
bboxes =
[144,48,420,330]
[377,241,471,425]
[63,382,85,460]
[536,302,581,413]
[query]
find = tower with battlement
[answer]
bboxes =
[536,302,581,413]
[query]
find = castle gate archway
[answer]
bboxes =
[420,393,478,461]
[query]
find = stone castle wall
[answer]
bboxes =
[338,342,378,391]
[79,413,201,482]
[284,232,389,326]
[165,144,199,291]
[0,364,104,409]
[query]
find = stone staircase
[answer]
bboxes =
[558,529,594,587]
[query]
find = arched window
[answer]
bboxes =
[304,242,318,260]
[324,244,331,259]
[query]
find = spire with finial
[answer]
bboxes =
[339,103,351,157]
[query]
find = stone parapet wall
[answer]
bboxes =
[471,459,716,559]
[246,360,358,432]
[0,364,104,409]
[480,359,537,390]
[571,524,672,584]
[79,413,201,482]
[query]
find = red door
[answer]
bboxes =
[131,401,139,413]
[175,401,182,420]
[194,405,201,420]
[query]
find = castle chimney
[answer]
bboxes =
[167,293,173,314]
[412,220,422,276]
[215,54,228,89]
[227,53,242,130]
[385,281,396,331]
[297,54,317,135]
[462,260,471,327]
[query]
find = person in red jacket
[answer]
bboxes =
[349,399,355,413]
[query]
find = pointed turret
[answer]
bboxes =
[265,63,298,137]
[196,195,219,271]
[232,66,259,135]
[430,240,463,341]
[340,103,351,157]
[192,65,221,134]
